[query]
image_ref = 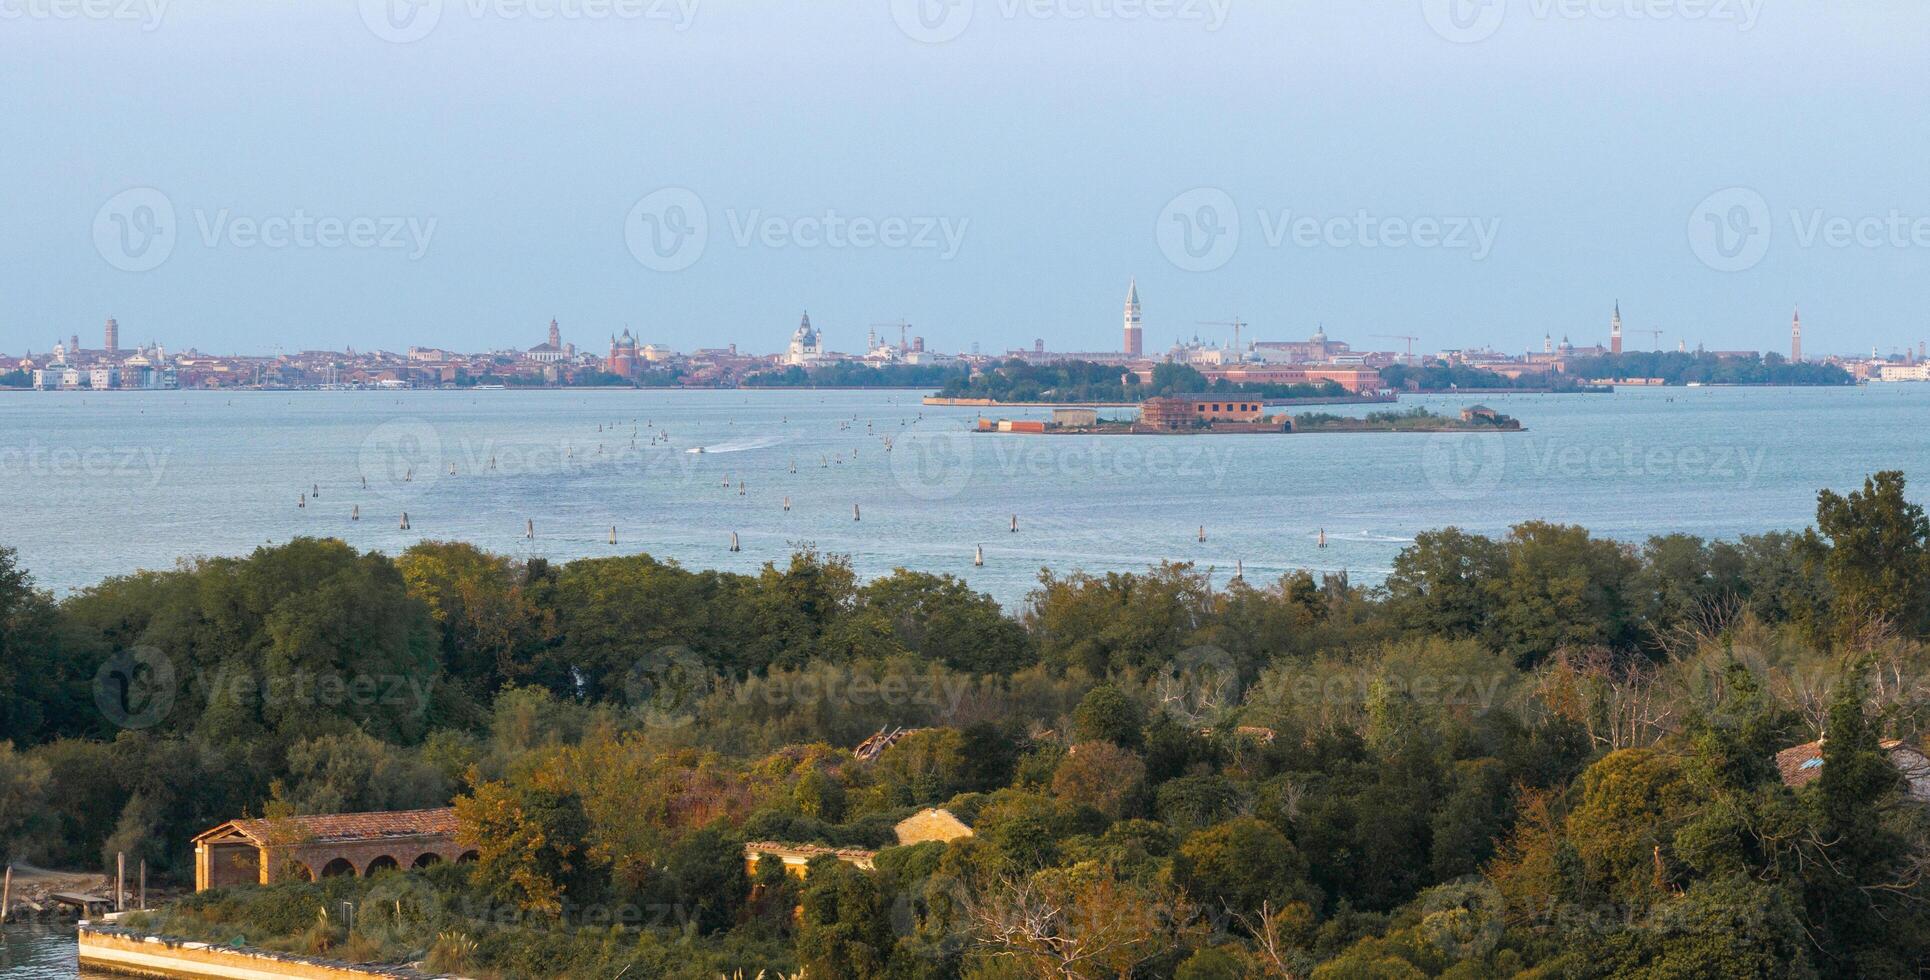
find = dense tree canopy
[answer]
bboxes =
[9,471,1930,977]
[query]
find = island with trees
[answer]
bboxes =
[1563,350,1854,386]
[6,474,1930,976]
[930,359,1376,406]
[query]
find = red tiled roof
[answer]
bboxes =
[203,808,458,846]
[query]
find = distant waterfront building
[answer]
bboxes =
[1610,302,1623,355]
[1123,278,1143,356]
[525,318,572,363]
[1791,307,1803,363]
[608,329,642,376]
[1138,395,1277,430]
[104,316,119,354]
[1251,326,1350,364]
[786,312,825,365]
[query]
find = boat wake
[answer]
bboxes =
[688,435,785,455]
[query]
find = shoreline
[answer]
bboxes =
[925,393,1396,408]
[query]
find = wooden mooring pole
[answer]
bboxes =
[116,852,125,912]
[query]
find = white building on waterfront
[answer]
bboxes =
[786,312,826,365]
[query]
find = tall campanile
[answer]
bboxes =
[104,316,119,354]
[1791,307,1802,363]
[1610,302,1622,355]
[1123,278,1143,356]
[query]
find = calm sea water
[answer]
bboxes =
[0,925,116,980]
[1,385,1926,604]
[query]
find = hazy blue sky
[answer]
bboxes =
[4,0,1926,359]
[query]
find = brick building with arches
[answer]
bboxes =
[192,808,471,891]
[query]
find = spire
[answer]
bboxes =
[1126,277,1139,306]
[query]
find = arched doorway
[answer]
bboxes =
[365,855,400,875]
[411,853,442,869]
[457,850,479,864]
[319,857,356,878]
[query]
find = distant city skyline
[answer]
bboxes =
[9,4,1930,357]
[0,297,1879,363]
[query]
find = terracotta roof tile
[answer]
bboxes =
[222,808,457,846]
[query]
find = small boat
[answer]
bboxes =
[351,505,359,521]
[783,496,791,512]
[1235,558,1244,580]
[609,526,617,545]
[400,512,411,530]
[1198,525,1206,543]
[312,483,319,498]
[1318,529,1327,548]
[298,494,305,509]
[730,532,741,553]
[853,503,861,522]
[525,519,534,540]
[974,545,984,567]
[1010,514,1018,533]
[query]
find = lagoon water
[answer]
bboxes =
[0,925,114,980]
[1,385,1926,604]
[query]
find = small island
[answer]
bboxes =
[932,359,1386,406]
[1292,404,1522,433]
[976,400,1520,435]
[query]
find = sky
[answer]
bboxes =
[3,0,1928,360]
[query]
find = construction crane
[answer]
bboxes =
[1630,329,1665,350]
[870,320,912,353]
[1197,318,1249,354]
[1372,334,1420,356]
